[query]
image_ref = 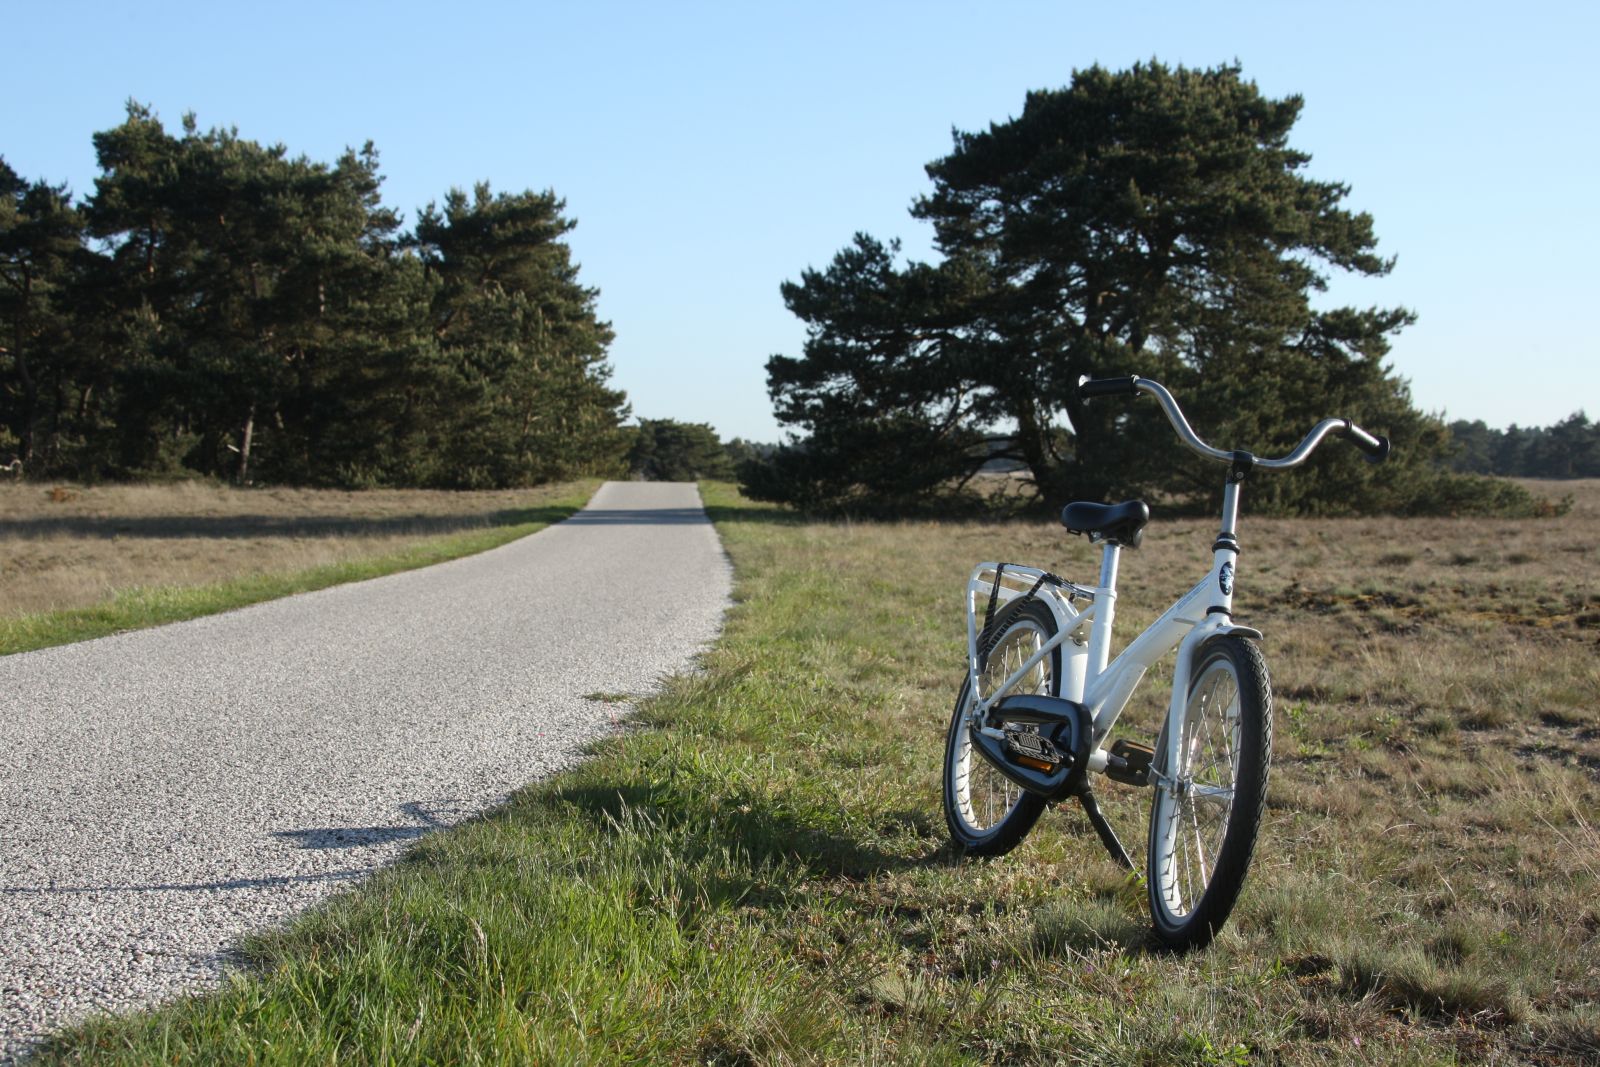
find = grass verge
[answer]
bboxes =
[0,487,595,656]
[33,481,1600,1064]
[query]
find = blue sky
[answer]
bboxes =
[5,1,1595,443]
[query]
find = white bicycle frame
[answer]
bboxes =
[961,375,1382,783]
[962,478,1257,785]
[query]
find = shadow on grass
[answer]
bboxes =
[703,502,1028,527]
[0,505,581,542]
[702,501,1158,528]
[490,505,586,527]
[700,503,809,527]
[547,782,931,881]
[541,775,1169,976]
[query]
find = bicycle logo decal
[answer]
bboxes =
[1219,562,1234,596]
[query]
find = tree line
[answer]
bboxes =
[623,419,772,482]
[1447,415,1600,479]
[1,103,627,488]
[742,62,1538,516]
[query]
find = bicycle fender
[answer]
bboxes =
[1160,618,1261,763]
[1213,622,1263,642]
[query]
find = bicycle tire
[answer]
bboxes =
[943,598,1060,856]
[1146,635,1273,950]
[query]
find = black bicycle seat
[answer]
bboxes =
[1060,499,1151,549]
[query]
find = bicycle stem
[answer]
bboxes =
[1220,480,1241,543]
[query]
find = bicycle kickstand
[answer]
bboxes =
[1070,782,1136,871]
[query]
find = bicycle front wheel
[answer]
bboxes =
[943,598,1059,856]
[1147,635,1272,950]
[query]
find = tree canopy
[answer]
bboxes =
[750,62,1483,515]
[1,104,629,487]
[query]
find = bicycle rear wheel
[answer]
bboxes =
[1147,635,1272,950]
[943,598,1059,856]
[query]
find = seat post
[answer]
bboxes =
[1088,542,1121,674]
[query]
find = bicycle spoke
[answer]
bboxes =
[1189,801,1211,886]
[1182,805,1198,908]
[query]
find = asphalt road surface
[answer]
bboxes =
[0,481,731,1060]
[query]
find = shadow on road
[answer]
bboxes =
[562,507,713,526]
[271,826,431,850]
[1,868,369,895]
[1,800,464,897]
[269,798,457,851]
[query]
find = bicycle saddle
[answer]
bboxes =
[1060,499,1151,549]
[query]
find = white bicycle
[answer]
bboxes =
[942,375,1390,950]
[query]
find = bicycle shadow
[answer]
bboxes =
[269,799,476,851]
[2,800,473,897]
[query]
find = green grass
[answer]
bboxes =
[0,492,595,657]
[33,482,1600,1064]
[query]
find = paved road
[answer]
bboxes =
[0,481,730,1060]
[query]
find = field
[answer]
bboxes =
[0,480,597,654]
[29,480,1600,1064]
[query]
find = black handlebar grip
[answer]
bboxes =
[1342,422,1391,463]
[1077,375,1141,400]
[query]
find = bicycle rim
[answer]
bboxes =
[950,617,1051,834]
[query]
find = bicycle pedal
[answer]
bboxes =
[1104,739,1155,787]
[1004,723,1065,772]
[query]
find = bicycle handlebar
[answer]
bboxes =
[1076,376,1141,399]
[1076,375,1391,469]
[1338,421,1391,462]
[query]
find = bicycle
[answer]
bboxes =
[942,375,1390,950]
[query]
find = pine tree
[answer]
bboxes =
[756,63,1462,514]
[0,159,88,473]
[410,184,628,486]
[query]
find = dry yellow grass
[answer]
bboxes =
[1514,476,1600,518]
[0,481,594,617]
